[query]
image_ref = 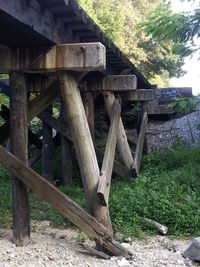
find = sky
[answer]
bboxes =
[170,0,200,95]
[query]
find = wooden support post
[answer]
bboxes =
[41,106,54,182]
[104,92,134,170]
[39,112,132,179]
[9,72,30,246]
[132,112,148,176]
[97,100,121,206]
[0,80,60,145]
[83,92,95,142]
[0,145,132,258]
[60,102,72,186]
[58,71,112,233]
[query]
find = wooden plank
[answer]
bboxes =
[97,100,121,206]
[39,112,132,179]
[0,145,132,258]
[143,101,174,115]
[0,43,106,73]
[102,75,137,91]
[58,71,112,233]
[104,92,134,170]
[122,89,155,102]
[132,112,148,176]
[41,106,54,182]
[9,72,30,246]
[81,75,137,92]
[83,92,95,142]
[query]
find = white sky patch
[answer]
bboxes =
[170,0,200,95]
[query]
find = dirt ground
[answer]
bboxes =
[0,221,199,267]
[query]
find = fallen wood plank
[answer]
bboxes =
[39,112,132,179]
[0,145,132,258]
[97,100,121,206]
[104,92,134,170]
[143,218,168,235]
[0,43,106,73]
[132,112,148,176]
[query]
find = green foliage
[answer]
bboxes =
[139,1,200,54]
[78,0,186,85]
[169,96,200,114]
[1,144,200,238]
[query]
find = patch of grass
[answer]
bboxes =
[1,144,200,239]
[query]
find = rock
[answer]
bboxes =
[121,243,131,249]
[183,237,200,261]
[41,221,50,227]
[115,232,125,242]
[117,258,131,267]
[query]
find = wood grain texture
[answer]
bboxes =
[58,71,112,233]
[133,112,148,176]
[83,92,95,142]
[97,100,121,206]
[122,89,155,102]
[0,43,106,73]
[9,72,30,246]
[104,92,134,170]
[0,145,132,258]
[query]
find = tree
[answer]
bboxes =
[78,0,187,86]
[139,1,200,56]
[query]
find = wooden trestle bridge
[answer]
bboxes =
[0,0,193,258]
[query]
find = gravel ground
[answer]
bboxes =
[0,221,200,267]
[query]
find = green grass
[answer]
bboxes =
[1,143,200,239]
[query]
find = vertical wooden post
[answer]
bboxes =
[60,102,73,186]
[10,72,30,246]
[58,72,112,233]
[83,92,95,142]
[41,106,54,182]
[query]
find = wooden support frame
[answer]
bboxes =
[104,92,134,170]
[0,43,106,73]
[97,99,121,206]
[132,112,148,176]
[83,92,95,142]
[0,145,131,258]
[58,71,112,233]
[9,72,30,246]
[39,112,132,179]
[0,80,60,145]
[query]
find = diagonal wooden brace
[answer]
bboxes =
[0,145,132,258]
[97,99,121,206]
[104,92,134,170]
[58,71,112,234]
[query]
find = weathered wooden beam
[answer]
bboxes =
[83,92,95,142]
[9,72,30,246]
[82,75,137,92]
[41,106,54,182]
[143,101,174,115]
[132,112,148,176]
[122,89,155,102]
[0,81,60,145]
[0,43,105,73]
[0,145,131,258]
[58,71,112,233]
[104,92,134,170]
[39,112,131,179]
[97,100,121,206]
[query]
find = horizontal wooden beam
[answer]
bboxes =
[0,43,106,73]
[122,89,155,102]
[143,101,174,115]
[0,145,131,258]
[82,75,137,92]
